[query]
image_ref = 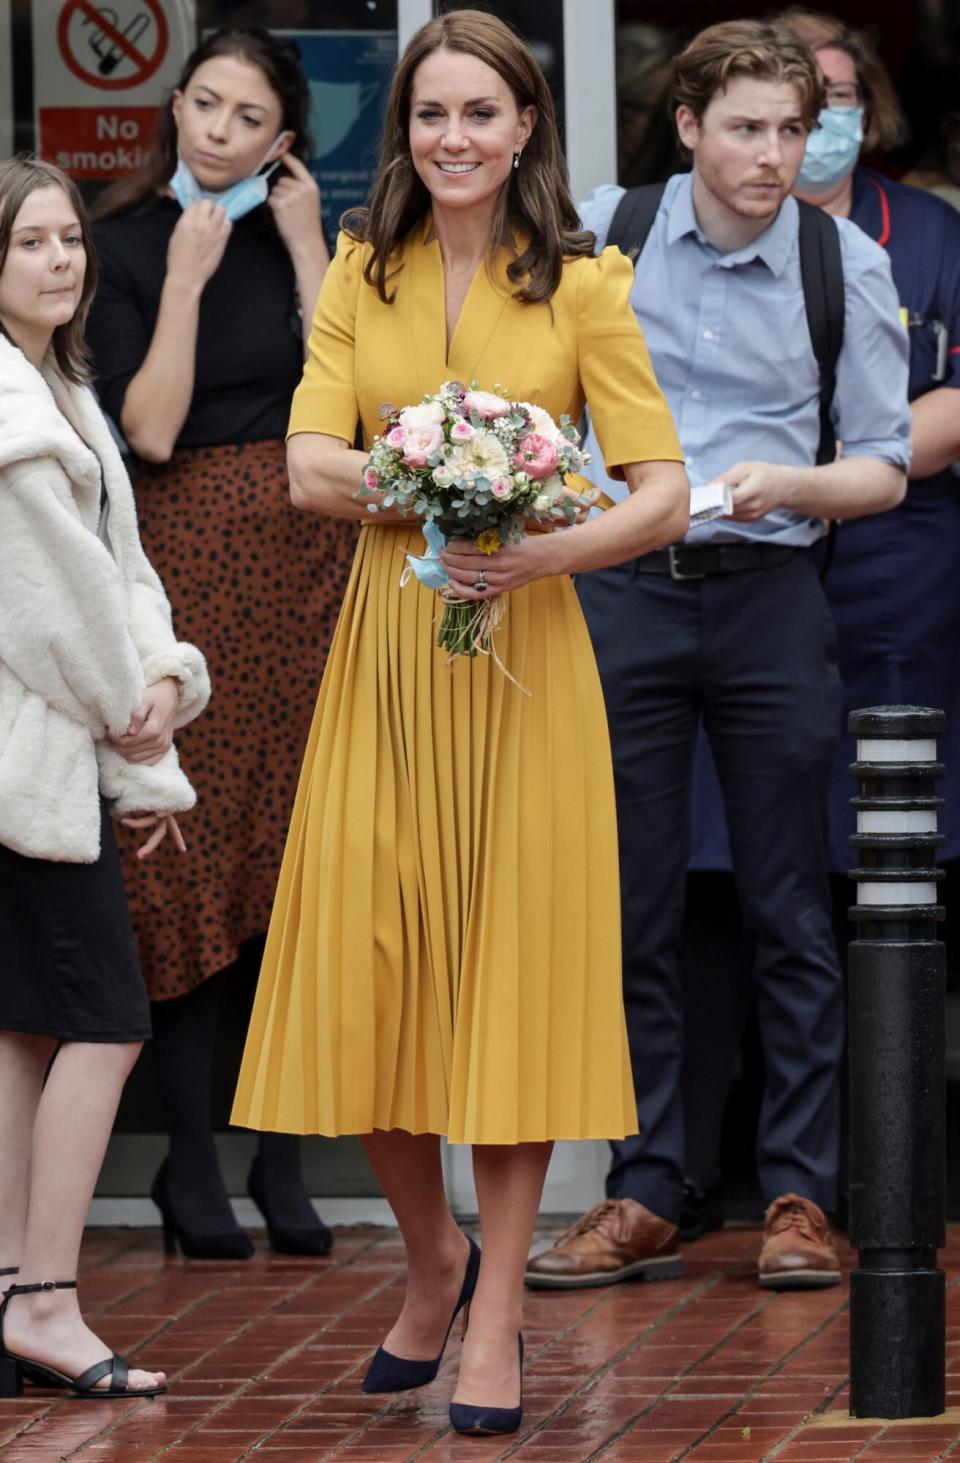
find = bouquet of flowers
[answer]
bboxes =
[359,380,590,672]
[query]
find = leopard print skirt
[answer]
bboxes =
[117,440,358,1000]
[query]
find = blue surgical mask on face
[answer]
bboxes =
[796,106,863,191]
[169,137,285,222]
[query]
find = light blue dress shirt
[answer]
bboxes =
[579,174,912,545]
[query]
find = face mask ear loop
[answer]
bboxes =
[256,131,294,178]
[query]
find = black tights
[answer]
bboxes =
[150,950,317,1234]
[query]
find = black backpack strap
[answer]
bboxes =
[605,183,668,259]
[797,200,844,467]
[797,200,845,579]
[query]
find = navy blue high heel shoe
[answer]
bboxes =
[361,1235,480,1393]
[449,1332,524,1436]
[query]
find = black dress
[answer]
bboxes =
[0,800,151,1043]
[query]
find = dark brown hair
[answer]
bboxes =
[0,157,97,383]
[93,28,311,221]
[672,18,825,134]
[342,8,594,306]
[776,9,906,152]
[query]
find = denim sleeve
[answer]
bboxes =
[833,220,912,469]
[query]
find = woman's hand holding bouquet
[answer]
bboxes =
[359,380,591,675]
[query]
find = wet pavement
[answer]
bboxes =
[1,1223,959,1461]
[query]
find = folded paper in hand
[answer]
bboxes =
[690,481,733,526]
[589,483,733,524]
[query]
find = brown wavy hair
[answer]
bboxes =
[775,9,906,153]
[0,158,97,384]
[342,9,594,305]
[93,28,312,222]
[672,19,824,135]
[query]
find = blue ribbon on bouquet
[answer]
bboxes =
[400,518,531,694]
[401,521,450,591]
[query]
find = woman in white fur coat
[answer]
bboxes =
[0,158,209,1400]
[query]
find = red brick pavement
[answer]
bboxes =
[1,1224,959,1461]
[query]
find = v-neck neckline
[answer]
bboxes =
[422,217,488,366]
[443,258,483,365]
[411,215,513,394]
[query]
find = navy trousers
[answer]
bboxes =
[577,550,844,1223]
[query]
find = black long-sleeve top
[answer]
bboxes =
[88,196,304,448]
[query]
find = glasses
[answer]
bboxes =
[824,82,862,108]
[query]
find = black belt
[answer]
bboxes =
[635,543,799,581]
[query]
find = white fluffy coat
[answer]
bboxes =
[0,335,210,862]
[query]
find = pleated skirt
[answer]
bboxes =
[231,523,637,1144]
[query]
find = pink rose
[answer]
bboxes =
[450,420,474,440]
[490,476,513,499]
[363,467,380,490]
[386,425,407,449]
[514,432,560,480]
[463,389,510,420]
[400,423,445,467]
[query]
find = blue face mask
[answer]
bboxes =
[796,106,863,191]
[169,137,286,221]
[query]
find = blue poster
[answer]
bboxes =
[285,31,397,239]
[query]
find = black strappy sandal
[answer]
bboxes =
[0,1282,167,1400]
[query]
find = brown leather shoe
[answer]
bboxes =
[758,1194,841,1290]
[524,1199,682,1290]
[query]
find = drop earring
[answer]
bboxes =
[513,151,521,170]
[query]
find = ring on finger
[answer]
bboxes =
[474,569,488,592]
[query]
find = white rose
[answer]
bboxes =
[446,430,511,482]
[399,399,446,430]
[525,404,564,443]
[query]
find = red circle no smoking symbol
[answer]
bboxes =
[58,0,169,91]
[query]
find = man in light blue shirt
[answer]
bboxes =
[525,19,910,1295]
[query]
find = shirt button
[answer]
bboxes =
[691,389,702,400]
[703,329,714,340]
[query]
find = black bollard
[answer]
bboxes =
[847,705,946,1419]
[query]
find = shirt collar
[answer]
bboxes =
[665,172,798,276]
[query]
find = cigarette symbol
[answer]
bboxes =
[80,7,150,75]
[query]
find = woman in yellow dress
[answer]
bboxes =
[233,8,687,1436]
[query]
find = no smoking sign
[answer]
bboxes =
[35,0,194,180]
[59,0,169,91]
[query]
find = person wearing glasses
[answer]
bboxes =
[787,9,960,875]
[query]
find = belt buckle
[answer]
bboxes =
[668,545,705,581]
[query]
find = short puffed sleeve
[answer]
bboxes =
[576,247,683,478]
[288,230,366,443]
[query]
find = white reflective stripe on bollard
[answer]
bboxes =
[857,810,939,833]
[857,738,938,762]
[857,882,939,906]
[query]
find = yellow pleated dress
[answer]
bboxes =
[231,221,684,1144]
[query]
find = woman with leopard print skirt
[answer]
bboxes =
[86,28,357,1259]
